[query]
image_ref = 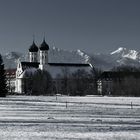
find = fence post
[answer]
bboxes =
[56,94,57,101]
[66,101,68,108]
[131,102,133,109]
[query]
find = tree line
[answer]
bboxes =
[19,65,140,97]
[0,54,7,97]
[23,68,98,96]
[110,66,140,96]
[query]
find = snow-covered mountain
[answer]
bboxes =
[88,47,140,70]
[2,47,140,70]
[49,47,89,63]
[2,52,27,68]
[111,47,140,60]
[110,47,140,66]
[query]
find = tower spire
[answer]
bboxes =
[33,34,35,43]
[43,32,46,42]
[29,35,38,62]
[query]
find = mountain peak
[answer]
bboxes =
[110,47,126,55]
[76,49,90,62]
[123,49,138,60]
[110,47,139,60]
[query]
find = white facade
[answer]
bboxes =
[39,50,48,70]
[15,64,25,93]
[15,40,49,93]
[29,52,38,62]
[15,78,22,93]
[15,62,23,93]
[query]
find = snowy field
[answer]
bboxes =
[0,96,140,140]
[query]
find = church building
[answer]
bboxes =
[15,39,93,94]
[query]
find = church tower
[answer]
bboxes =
[39,39,49,70]
[29,41,38,62]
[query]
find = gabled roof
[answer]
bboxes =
[19,61,92,78]
[21,62,39,70]
[47,63,92,78]
[5,69,16,77]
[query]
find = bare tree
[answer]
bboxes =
[25,69,53,95]
[69,69,94,96]
[61,67,70,95]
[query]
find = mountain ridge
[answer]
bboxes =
[2,47,140,70]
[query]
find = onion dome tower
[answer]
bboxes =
[29,41,38,62]
[39,39,49,70]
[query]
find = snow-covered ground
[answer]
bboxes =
[0,95,140,140]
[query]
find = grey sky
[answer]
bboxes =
[0,0,140,54]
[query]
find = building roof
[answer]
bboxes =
[99,71,140,80]
[18,68,38,78]
[29,41,38,52]
[21,62,39,70]
[21,62,90,68]
[5,69,16,77]
[19,61,92,78]
[48,63,90,67]
[47,63,92,78]
[39,40,49,51]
